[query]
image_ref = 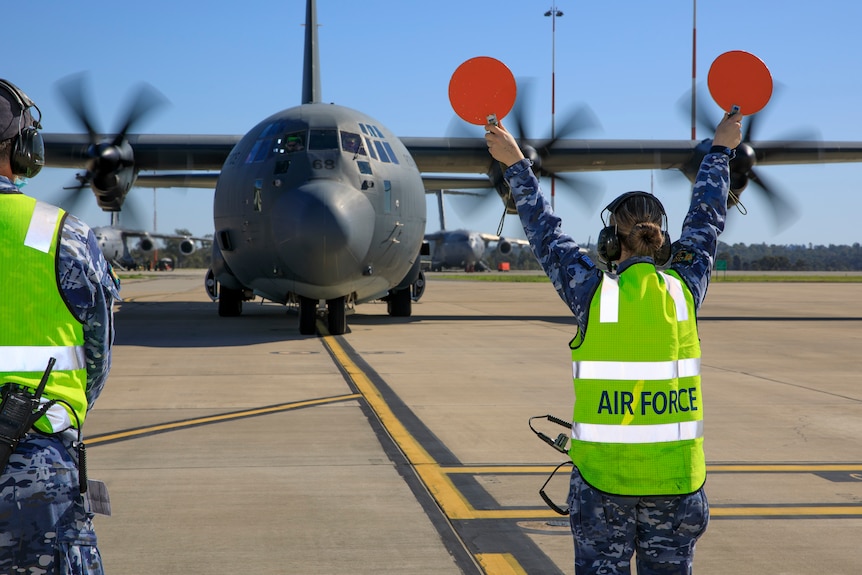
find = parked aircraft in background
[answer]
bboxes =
[94,224,210,270]
[423,230,528,272]
[39,0,862,336]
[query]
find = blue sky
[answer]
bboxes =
[12,0,862,246]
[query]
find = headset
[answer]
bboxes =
[597,191,671,267]
[0,79,44,178]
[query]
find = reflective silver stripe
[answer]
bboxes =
[39,398,73,431]
[659,272,688,321]
[599,275,619,323]
[573,420,703,443]
[573,358,700,380]
[0,346,86,371]
[599,272,688,324]
[24,201,61,253]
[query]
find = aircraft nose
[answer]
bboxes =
[271,180,374,284]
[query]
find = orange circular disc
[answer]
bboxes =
[448,56,517,125]
[707,50,773,115]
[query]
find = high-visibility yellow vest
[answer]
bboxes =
[0,195,88,432]
[569,263,704,496]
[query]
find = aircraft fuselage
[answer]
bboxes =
[212,103,426,307]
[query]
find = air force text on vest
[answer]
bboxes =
[597,388,699,415]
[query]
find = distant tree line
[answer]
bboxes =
[138,234,862,272]
[714,242,862,271]
[488,242,862,272]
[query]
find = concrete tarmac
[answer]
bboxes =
[86,271,862,574]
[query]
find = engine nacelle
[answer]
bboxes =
[496,239,513,256]
[179,239,196,255]
[88,141,137,211]
[137,235,155,252]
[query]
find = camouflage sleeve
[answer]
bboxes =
[504,159,601,333]
[669,151,731,310]
[58,214,121,410]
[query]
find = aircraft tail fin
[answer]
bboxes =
[301,0,321,104]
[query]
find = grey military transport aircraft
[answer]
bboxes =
[93,218,210,271]
[39,0,862,335]
[423,229,529,272]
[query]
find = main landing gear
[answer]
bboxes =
[297,295,347,336]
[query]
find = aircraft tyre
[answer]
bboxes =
[387,288,412,317]
[299,296,317,335]
[218,286,243,317]
[327,296,347,335]
[411,270,426,302]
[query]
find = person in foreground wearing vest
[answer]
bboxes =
[485,111,742,574]
[0,79,120,574]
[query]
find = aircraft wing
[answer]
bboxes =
[116,229,211,243]
[148,232,212,243]
[421,174,491,190]
[402,137,862,174]
[134,173,220,189]
[44,133,862,177]
[43,133,240,170]
[477,232,529,247]
[42,132,862,210]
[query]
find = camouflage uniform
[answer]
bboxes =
[568,466,709,575]
[504,149,732,574]
[0,177,120,575]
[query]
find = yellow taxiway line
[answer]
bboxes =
[87,394,361,445]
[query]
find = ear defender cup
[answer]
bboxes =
[11,125,44,177]
[597,225,621,263]
[655,230,672,266]
[0,79,44,178]
[599,191,673,266]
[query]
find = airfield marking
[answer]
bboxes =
[87,393,361,445]
[475,553,527,575]
[440,464,862,519]
[319,331,476,519]
[84,357,862,522]
[447,463,862,474]
[319,330,862,523]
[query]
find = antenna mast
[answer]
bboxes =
[691,0,697,140]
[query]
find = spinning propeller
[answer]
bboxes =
[504,79,604,209]
[683,51,807,229]
[448,57,603,229]
[56,72,166,215]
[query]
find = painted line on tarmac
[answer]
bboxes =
[475,553,528,575]
[320,330,556,575]
[446,463,862,474]
[321,332,477,519]
[317,327,862,571]
[440,464,862,520]
[709,505,862,518]
[87,394,361,445]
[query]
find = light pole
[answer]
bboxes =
[545,4,563,210]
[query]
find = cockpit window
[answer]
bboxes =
[282,131,306,153]
[245,139,271,164]
[374,140,390,163]
[260,119,289,139]
[364,137,377,160]
[308,129,338,150]
[382,142,399,165]
[340,131,366,155]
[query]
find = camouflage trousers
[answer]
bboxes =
[0,431,104,575]
[567,466,709,575]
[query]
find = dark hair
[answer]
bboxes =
[609,195,665,257]
[0,138,11,164]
